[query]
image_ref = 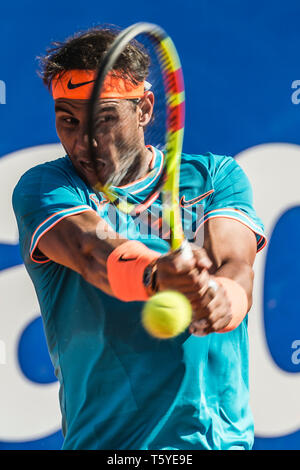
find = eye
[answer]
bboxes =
[97,114,117,124]
[56,114,79,128]
[63,117,79,126]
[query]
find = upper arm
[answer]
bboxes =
[200,155,266,305]
[202,155,266,255]
[37,209,125,274]
[203,217,257,310]
[37,210,104,274]
[12,163,125,294]
[203,217,257,269]
[12,163,94,264]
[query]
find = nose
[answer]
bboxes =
[76,133,98,152]
[75,134,104,172]
[75,133,89,152]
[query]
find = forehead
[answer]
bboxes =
[54,98,131,113]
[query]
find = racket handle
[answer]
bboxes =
[178,239,193,261]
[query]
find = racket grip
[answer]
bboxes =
[178,239,193,261]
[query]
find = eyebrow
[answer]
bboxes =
[97,105,119,113]
[54,104,119,114]
[54,104,74,114]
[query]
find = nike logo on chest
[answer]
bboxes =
[180,189,214,207]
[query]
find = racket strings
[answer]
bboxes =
[91,33,167,211]
[87,24,185,250]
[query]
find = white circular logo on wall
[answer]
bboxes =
[0,143,300,441]
[0,144,63,440]
[236,143,300,436]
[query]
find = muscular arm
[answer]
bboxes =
[188,217,258,335]
[37,210,127,296]
[203,217,257,310]
[37,210,212,300]
[37,205,256,320]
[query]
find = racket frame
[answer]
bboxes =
[87,22,188,253]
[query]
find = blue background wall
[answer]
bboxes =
[2,0,300,157]
[0,0,300,450]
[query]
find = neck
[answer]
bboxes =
[118,146,153,187]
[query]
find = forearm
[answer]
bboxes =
[202,217,257,310]
[76,221,135,296]
[38,212,128,295]
[211,259,254,312]
[83,237,162,300]
[38,210,162,300]
[37,211,215,303]
[79,245,114,296]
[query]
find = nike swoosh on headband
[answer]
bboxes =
[180,189,215,207]
[67,78,96,89]
[67,78,151,91]
[118,255,138,262]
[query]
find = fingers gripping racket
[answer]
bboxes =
[87,22,192,260]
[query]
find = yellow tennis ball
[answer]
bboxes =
[142,290,192,339]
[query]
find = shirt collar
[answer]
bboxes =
[112,145,164,196]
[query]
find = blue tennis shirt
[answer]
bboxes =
[12,146,266,450]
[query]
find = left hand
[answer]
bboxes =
[188,273,232,337]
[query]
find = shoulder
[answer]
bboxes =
[12,156,85,217]
[181,151,250,185]
[180,152,236,189]
[12,156,84,206]
[14,156,74,192]
[181,152,234,175]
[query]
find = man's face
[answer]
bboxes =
[55,97,151,187]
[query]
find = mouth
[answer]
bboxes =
[79,158,106,173]
[75,150,132,187]
[77,156,117,187]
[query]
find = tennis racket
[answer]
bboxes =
[87,22,192,258]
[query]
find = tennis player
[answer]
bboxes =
[12,27,266,450]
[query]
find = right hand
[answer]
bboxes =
[155,245,213,306]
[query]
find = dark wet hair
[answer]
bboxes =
[38,25,150,89]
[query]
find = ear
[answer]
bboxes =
[138,91,155,127]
